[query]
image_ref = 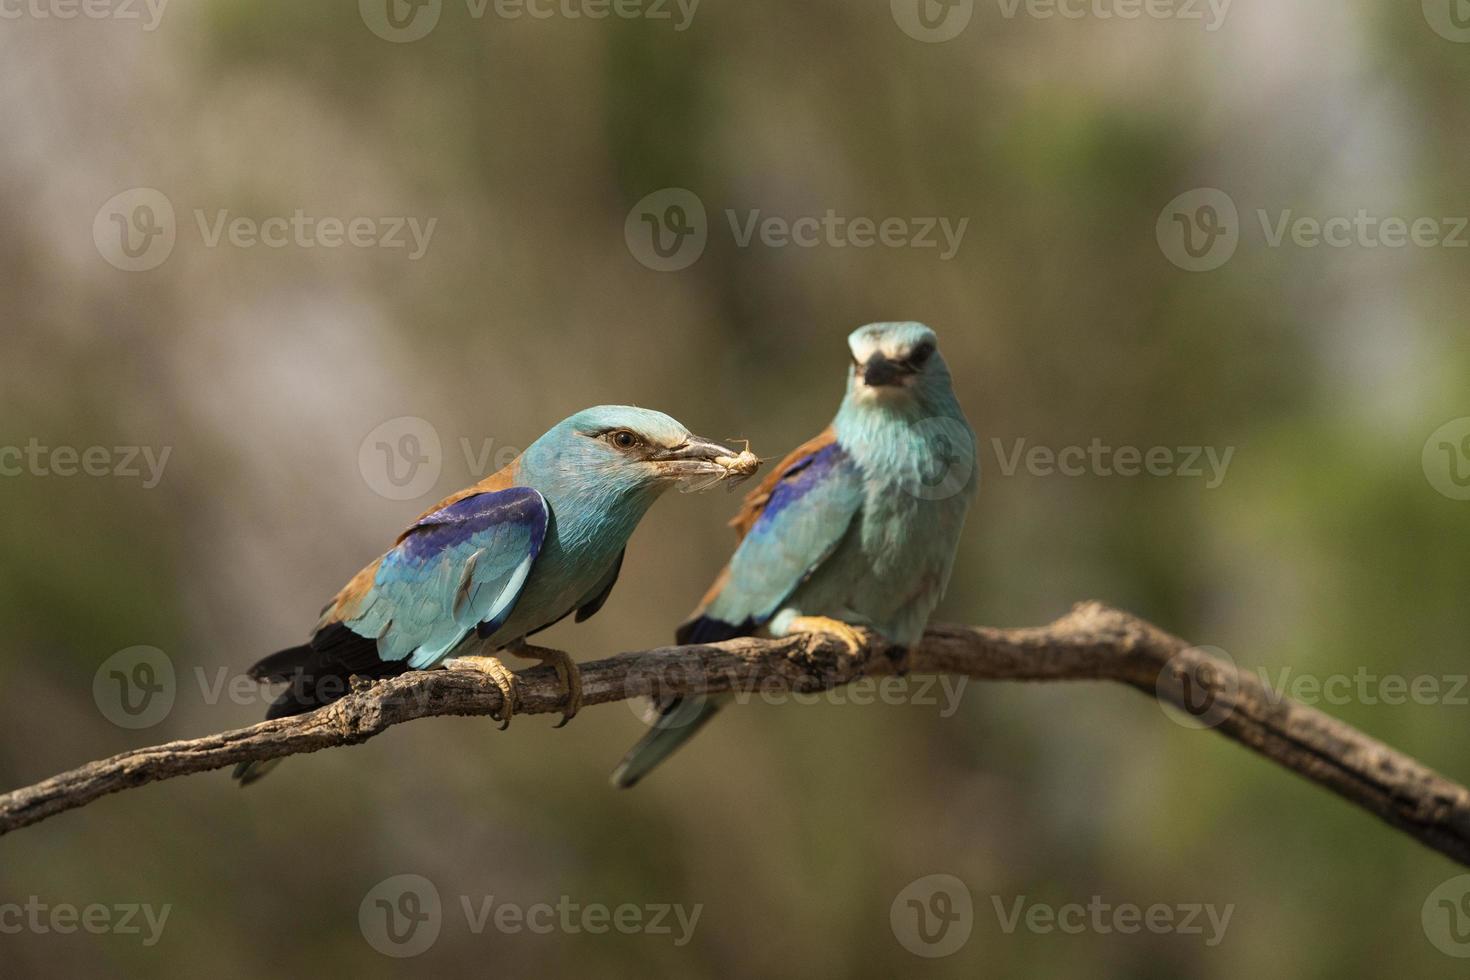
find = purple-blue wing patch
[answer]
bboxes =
[690,442,864,637]
[346,486,548,669]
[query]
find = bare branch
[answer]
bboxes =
[3,602,1468,867]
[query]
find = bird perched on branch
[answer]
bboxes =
[234,406,759,784]
[612,323,976,788]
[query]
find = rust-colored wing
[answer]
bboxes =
[728,427,838,541]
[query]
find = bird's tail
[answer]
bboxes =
[609,695,724,789]
[610,613,747,788]
[232,630,406,785]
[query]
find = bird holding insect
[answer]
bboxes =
[234,405,758,783]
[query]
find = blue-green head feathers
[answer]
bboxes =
[841,322,958,416]
[835,323,975,498]
[518,405,744,510]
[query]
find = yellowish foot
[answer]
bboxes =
[509,642,583,727]
[786,616,866,657]
[445,654,519,729]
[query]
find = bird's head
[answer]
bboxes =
[520,406,759,501]
[844,321,952,406]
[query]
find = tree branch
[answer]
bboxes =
[3,602,1468,866]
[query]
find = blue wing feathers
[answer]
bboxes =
[700,441,863,631]
[751,443,845,528]
[346,486,548,668]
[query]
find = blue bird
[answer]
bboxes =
[611,323,976,788]
[234,406,758,784]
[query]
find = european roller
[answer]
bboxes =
[234,406,759,784]
[611,323,976,787]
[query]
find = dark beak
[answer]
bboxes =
[651,435,761,485]
[862,355,914,387]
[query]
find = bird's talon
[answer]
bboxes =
[788,616,866,657]
[509,643,582,728]
[446,654,519,729]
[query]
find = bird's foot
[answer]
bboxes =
[786,616,866,658]
[509,642,583,728]
[445,654,520,729]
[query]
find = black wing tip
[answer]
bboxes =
[676,616,752,646]
[244,643,314,682]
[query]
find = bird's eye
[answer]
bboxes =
[909,342,935,367]
[607,429,641,451]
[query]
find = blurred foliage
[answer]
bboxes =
[2,0,1468,977]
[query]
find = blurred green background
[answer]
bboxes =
[3,0,1470,975]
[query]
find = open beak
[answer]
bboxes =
[651,435,762,488]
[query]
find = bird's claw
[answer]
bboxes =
[787,616,867,657]
[510,643,583,727]
[446,654,519,729]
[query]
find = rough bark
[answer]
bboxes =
[2,602,1467,866]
